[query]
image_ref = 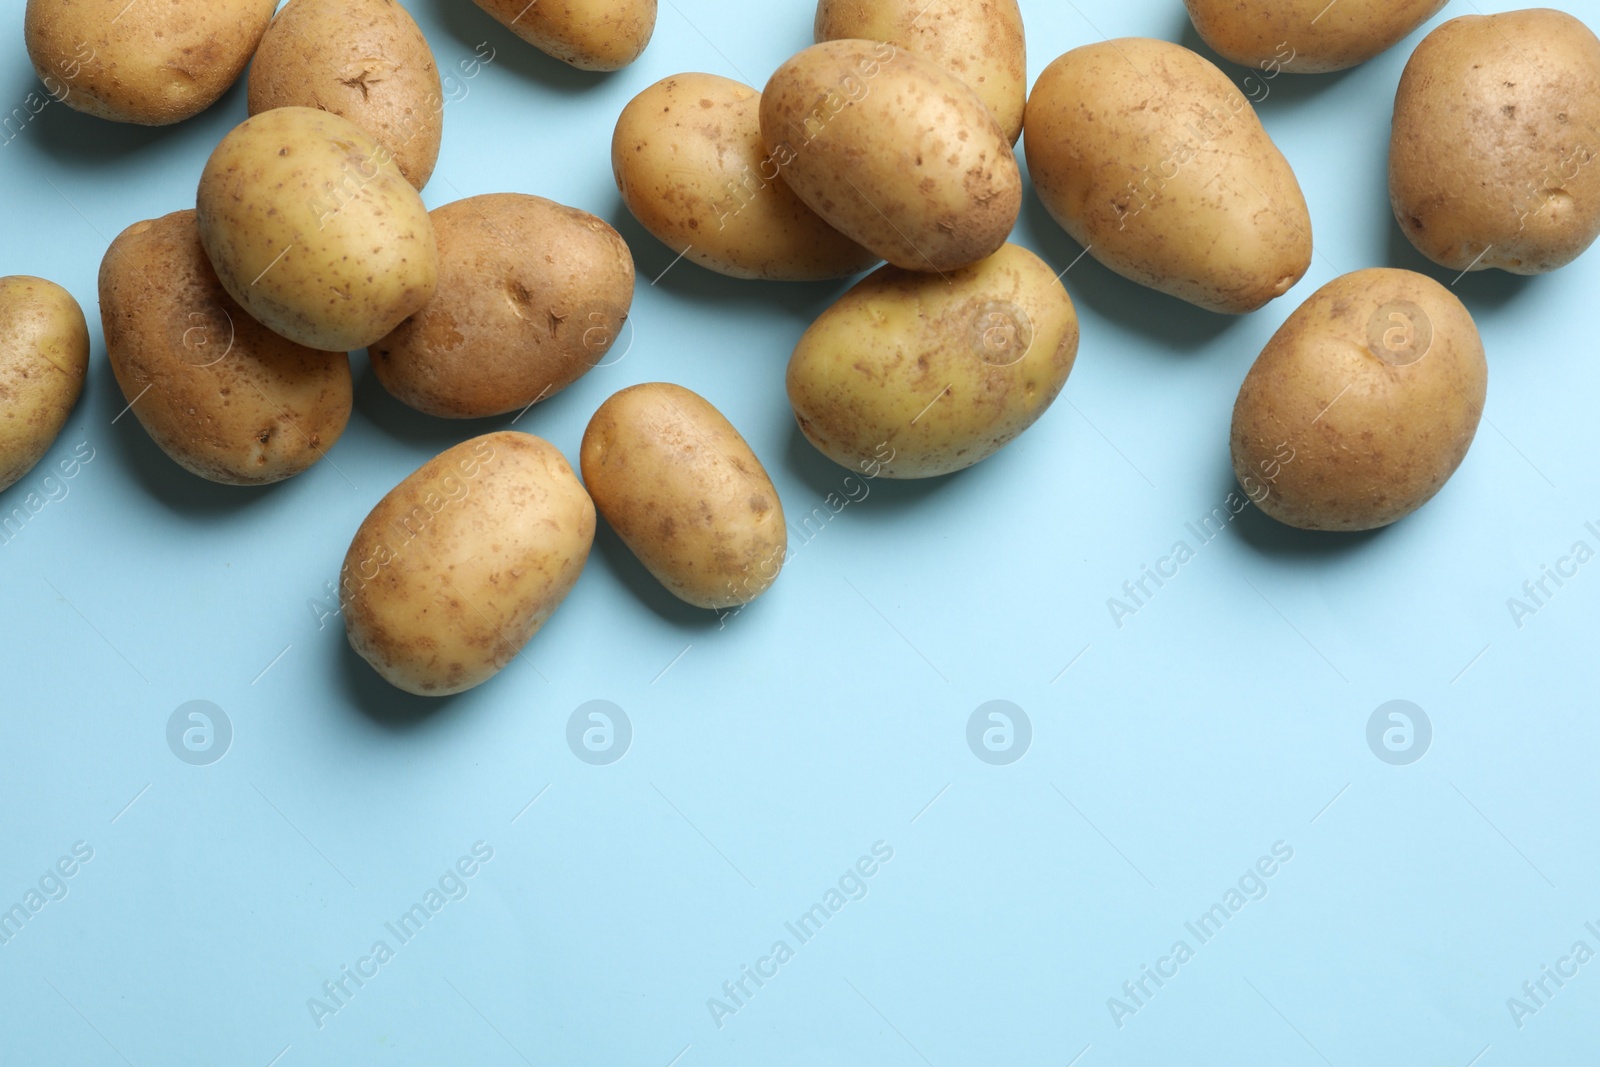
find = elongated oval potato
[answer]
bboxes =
[24,0,275,124]
[582,384,787,610]
[1184,0,1447,74]
[248,0,444,190]
[760,40,1022,273]
[341,432,595,696]
[787,243,1077,479]
[0,277,88,493]
[471,0,656,71]
[1026,39,1312,314]
[197,107,438,352]
[100,211,352,486]
[1390,9,1600,275]
[371,193,635,418]
[815,0,1026,144]
[613,73,879,281]
[1231,269,1486,532]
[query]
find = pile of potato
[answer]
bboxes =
[3,0,1598,695]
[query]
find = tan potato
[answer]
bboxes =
[1184,0,1447,74]
[814,0,1026,144]
[471,0,655,71]
[24,0,276,125]
[787,243,1077,479]
[371,193,634,418]
[612,73,880,281]
[99,211,352,486]
[760,39,1021,273]
[1231,268,1487,532]
[582,384,786,610]
[1390,9,1600,275]
[341,432,595,696]
[248,0,444,190]
[196,106,438,352]
[0,277,88,493]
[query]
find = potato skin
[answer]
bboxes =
[1184,0,1447,74]
[760,40,1021,273]
[99,211,352,486]
[341,432,595,696]
[0,277,88,493]
[471,0,656,71]
[1231,269,1487,532]
[24,0,276,125]
[1390,10,1600,275]
[787,243,1078,479]
[814,0,1026,144]
[248,0,443,190]
[196,107,438,352]
[612,73,880,281]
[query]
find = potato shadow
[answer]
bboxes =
[590,519,728,630]
[1174,20,1362,111]
[1218,456,1390,559]
[26,71,247,167]
[334,634,469,729]
[429,0,616,94]
[350,356,515,449]
[1382,222,1537,313]
[780,421,958,516]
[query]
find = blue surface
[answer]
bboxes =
[3,0,1599,1063]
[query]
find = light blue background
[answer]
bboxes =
[3,0,1598,1063]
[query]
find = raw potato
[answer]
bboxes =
[1026,39,1312,314]
[471,0,656,71]
[0,277,88,493]
[787,243,1078,479]
[761,40,1021,273]
[371,194,635,418]
[1231,269,1487,532]
[100,211,352,486]
[582,384,787,609]
[1184,0,1447,74]
[814,0,1026,144]
[196,107,438,352]
[612,73,880,281]
[1390,9,1600,274]
[341,432,595,696]
[248,0,444,190]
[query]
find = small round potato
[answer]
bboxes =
[471,0,656,71]
[0,277,88,493]
[100,211,352,486]
[1184,0,1447,74]
[787,243,1078,479]
[582,384,787,610]
[342,432,595,696]
[248,0,444,190]
[371,193,635,419]
[1231,268,1487,532]
[760,40,1021,273]
[196,107,438,352]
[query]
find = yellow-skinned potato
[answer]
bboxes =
[248,0,444,190]
[582,384,786,610]
[814,0,1026,144]
[1025,39,1312,314]
[471,0,655,71]
[1184,0,1447,74]
[100,211,352,486]
[0,277,88,493]
[196,107,438,352]
[341,432,595,696]
[1391,9,1600,275]
[1231,269,1486,532]
[612,73,880,281]
[24,0,275,124]
[371,193,635,418]
[760,40,1021,273]
[787,243,1077,479]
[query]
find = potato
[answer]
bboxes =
[787,243,1077,479]
[471,0,655,71]
[341,432,595,696]
[1390,9,1600,275]
[1025,39,1312,314]
[612,73,880,281]
[196,106,438,352]
[582,384,786,609]
[0,277,88,493]
[248,0,444,190]
[814,0,1026,144]
[24,0,275,125]
[1184,0,1447,74]
[371,194,634,418]
[760,39,1021,273]
[1230,268,1487,532]
[99,211,352,486]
